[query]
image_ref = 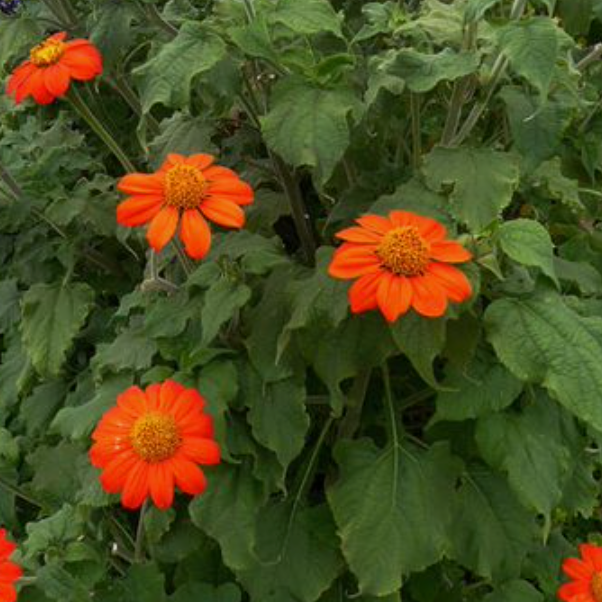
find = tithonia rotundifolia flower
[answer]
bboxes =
[328,210,472,323]
[558,543,602,602]
[7,32,102,105]
[116,153,254,260]
[0,529,22,602]
[90,380,220,510]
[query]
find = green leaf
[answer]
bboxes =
[423,147,520,232]
[24,505,85,559]
[556,0,593,36]
[35,562,91,602]
[133,22,226,113]
[21,282,94,377]
[328,440,462,596]
[390,314,447,388]
[381,48,480,93]
[475,396,571,516]
[485,292,602,430]
[449,466,534,581]
[92,325,157,375]
[483,580,544,602]
[498,219,558,285]
[269,0,343,37]
[464,0,504,22]
[170,583,241,602]
[261,77,361,183]
[530,158,583,212]
[116,564,166,602]
[246,376,310,470]
[0,18,42,67]
[229,17,280,64]
[201,280,252,345]
[0,279,19,334]
[434,350,523,422]
[237,502,343,602]
[497,17,561,99]
[190,462,267,572]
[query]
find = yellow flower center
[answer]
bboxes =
[30,39,66,67]
[376,226,430,276]
[130,413,181,463]
[164,164,207,210]
[592,572,602,602]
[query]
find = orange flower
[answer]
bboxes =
[559,544,602,602]
[90,380,220,510]
[328,211,472,323]
[0,529,22,602]
[7,32,102,105]
[116,153,254,260]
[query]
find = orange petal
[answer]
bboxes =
[146,206,179,252]
[410,275,448,318]
[186,154,214,170]
[348,271,382,314]
[201,198,245,229]
[145,383,162,412]
[181,438,220,465]
[61,44,103,80]
[328,244,381,280]
[171,457,208,495]
[581,544,602,571]
[563,558,595,581]
[149,463,175,510]
[430,240,471,263]
[27,69,55,105]
[44,63,71,98]
[179,414,214,439]
[117,196,163,227]
[376,272,412,323]
[180,209,212,260]
[427,263,472,303]
[159,380,186,410]
[99,451,139,493]
[118,173,164,195]
[557,580,592,602]
[356,214,392,234]
[205,179,254,206]
[7,62,36,96]
[173,388,206,415]
[389,211,447,242]
[336,226,383,244]
[0,582,17,602]
[50,32,68,42]
[121,461,150,509]
[203,165,239,181]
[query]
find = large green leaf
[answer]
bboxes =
[21,282,94,377]
[485,292,602,431]
[483,580,544,602]
[270,0,343,37]
[423,147,520,232]
[170,583,241,602]
[261,77,361,183]
[133,22,226,113]
[381,48,480,93]
[449,467,535,580]
[497,17,562,99]
[498,219,558,285]
[328,440,462,596]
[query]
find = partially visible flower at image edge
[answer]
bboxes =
[116,153,254,260]
[328,210,472,323]
[90,380,220,510]
[558,543,602,602]
[0,529,22,602]
[7,32,102,105]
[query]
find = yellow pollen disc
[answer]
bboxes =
[592,572,602,602]
[376,226,430,277]
[30,39,66,67]
[130,413,181,463]
[164,164,206,210]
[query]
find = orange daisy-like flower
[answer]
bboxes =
[90,380,220,510]
[328,211,472,323]
[7,32,102,105]
[116,153,254,260]
[0,529,22,602]
[559,544,602,602]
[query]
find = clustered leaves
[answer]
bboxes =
[1,0,602,601]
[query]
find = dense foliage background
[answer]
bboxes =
[2,0,602,600]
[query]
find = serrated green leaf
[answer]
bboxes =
[423,147,520,232]
[381,48,480,93]
[498,219,558,285]
[21,282,94,377]
[328,440,462,596]
[270,0,342,37]
[531,158,583,212]
[35,562,91,602]
[92,325,157,375]
[261,77,361,183]
[449,467,534,580]
[133,22,226,113]
[485,292,602,431]
[202,279,252,345]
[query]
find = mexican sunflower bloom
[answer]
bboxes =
[328,211,472,323]
[90,380,220,510]
[559,544,602,602]
[7,32,102,105]
[0,530,22,602]
[116,153,254,260]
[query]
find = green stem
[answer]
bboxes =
[172,239,194,277]
[134,500,149,563]
[0,475,42,508]
[67,87,136,173]
[382,362,400,449]
[106,76,161,136]
[337,370,371,439]
[409,93,422,168]
[142,2,178,37]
